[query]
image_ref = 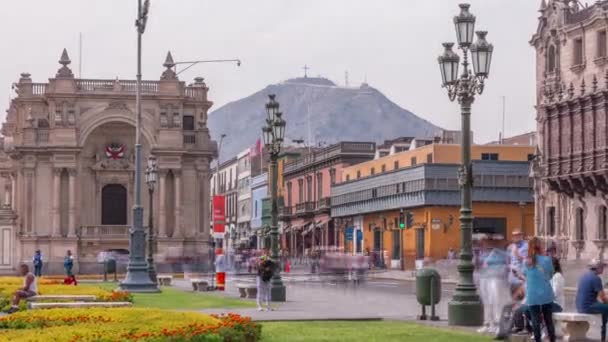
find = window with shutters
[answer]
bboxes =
[573,38,584,66]
[599,31,607,58]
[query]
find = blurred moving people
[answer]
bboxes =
[257,254,275,311]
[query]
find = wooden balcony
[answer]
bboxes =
[295,202,315,217]
[279,206,292,221]
[316,197,331,213]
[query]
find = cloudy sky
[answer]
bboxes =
[0,0,548,143]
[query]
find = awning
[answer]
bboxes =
[315,218,331,228]
[301,222,314,235]
[282,225,292,233]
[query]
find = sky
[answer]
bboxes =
[0,0,549,143]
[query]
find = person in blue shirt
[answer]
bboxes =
[32,250,42,277]
[508,230,529,292]
[575,259,608,342]
[522,237,555,342]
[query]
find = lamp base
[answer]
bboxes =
[270,284,286,302]
[447,300,483,326]
[121,264,160,293]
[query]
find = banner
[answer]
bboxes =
[213,195,226,234]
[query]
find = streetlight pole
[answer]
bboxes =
[437,3,493,326]
[262,94,286,302]
[146,156,158,283]
[121,0,159,292]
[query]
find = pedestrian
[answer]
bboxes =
[508,230,528,293]
[550,257,564,313]
[521,237,556,342]
[4,264,37,314]
[33,250,43,277]
[575,258,608,342]
[257,255,275,311]
[447,247,456,261]
[64,250,74,277]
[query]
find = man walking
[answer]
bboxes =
[575,259,608,342]
[257,255,275,311]
[32,250,43,277]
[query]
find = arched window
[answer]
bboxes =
[600,206,608,240]
[575,207,585,241]
[548,45,557,73]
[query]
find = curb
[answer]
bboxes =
[253,317,384,322]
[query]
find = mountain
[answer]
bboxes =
[208,77,442,162]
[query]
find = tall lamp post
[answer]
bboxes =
[146,156,158,283]
[121,0,159,292]
[262,94,286,302]
[437,3,493,326]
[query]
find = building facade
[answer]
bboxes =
[332,144,535,269]
[531,0,608,260]
[0,50,217,273]
[210,156,238,252]
[236,148,252,248]
[251,173,268,249]
[280,142,376,257]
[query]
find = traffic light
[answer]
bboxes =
[398,210,405,229]
[406,212,414,229]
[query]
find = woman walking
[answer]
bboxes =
[522,237,556,342]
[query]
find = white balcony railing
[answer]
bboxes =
[78,225,130,238]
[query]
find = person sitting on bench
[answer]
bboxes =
[575,258,608,342]
[5,264,38,314]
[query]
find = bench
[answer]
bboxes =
[28,302,132,310]
[191,279,210,292]
[26,295,97,302]
[157,275,173,286]
[236,283,257,299]
[554,312,595,341]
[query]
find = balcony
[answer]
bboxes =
[295,201,315,217]
[183,133,196,145]
[317,197,331,213]
[284,142,376,175]
[279,206,292,221]
[78,225,130,240]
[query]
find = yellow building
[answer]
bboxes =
[331,144,535,269]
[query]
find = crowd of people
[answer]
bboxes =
[475,230,608,342]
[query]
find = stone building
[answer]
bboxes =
[531,0,608,260]
[0,49,217,273]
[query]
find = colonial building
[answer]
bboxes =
[332,144,535,269]
[251,172,269,249]
[210,156,238,252]
[236,148,252,248]
[531,0,608,260]
[280,142,376,257]
[0,49,217,273]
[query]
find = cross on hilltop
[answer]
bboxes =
[303,65,310,78]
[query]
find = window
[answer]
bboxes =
[473,217,506,236]
[346,175,350,182]
[600,206,608,240]
[183,115,195,131]
[356,171,361,179]
[371,167,375,176]
[547,45,557,72]
[317,173,323,200]
[330,168,336,185]
[481,153,499,161]
[287,182,293,207]
[298,179,304,203]
[547,206,556,236]
[307,176,313,202]
[599,31,607,58]
[426,153,433,164]
[410,157,417,166]
[394,161,399,170]
[574,38,584,66]
[576,207,585,241]
[381,164,386,173]
[392,230,401,261]
[371,189,377,198]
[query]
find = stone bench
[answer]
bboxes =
[28,302,132,310]
[191,279,210,292]
[236,283,257,299]
[157,275,173,286]
[26,295,97,302]
[554,312,596,341]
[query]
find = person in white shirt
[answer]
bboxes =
[550,257,564,311]
[5,264,37,314]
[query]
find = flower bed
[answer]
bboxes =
[0,277,132,311]
[0,308,260,341]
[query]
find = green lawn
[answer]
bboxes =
[260,321,491,342]
[89,282,255,310]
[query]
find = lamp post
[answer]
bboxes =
[145,156,158,283]
[121,0,159,292]
[438,3,493,326]
[262,94,286,302]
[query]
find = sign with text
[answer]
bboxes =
[213,195,226,234]
[345,227,354,241]
[356,229,363,241]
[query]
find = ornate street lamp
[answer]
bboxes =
[438,3,493,326]
[121,0,159,292]
[262,94,286,302]
[145,155,158,283]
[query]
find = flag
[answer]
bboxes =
[251,138,262,157]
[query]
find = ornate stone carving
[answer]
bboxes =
[160,51,177,80]
[56,49,74,78]
[106,102,130,112]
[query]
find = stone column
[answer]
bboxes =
[158,171,167,237]
[10,173,16,211]
[3,177,10,208]
[52,168,61,236]
[68,169,77,237]
[174,170,182,237]
[199,167,211,238]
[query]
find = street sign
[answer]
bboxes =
[356,230,363,241]
[345,227,354,241]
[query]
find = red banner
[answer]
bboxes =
[213,195,226,234]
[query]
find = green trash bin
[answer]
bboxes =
[415,268,441,320]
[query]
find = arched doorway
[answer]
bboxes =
[102,184,127,225]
